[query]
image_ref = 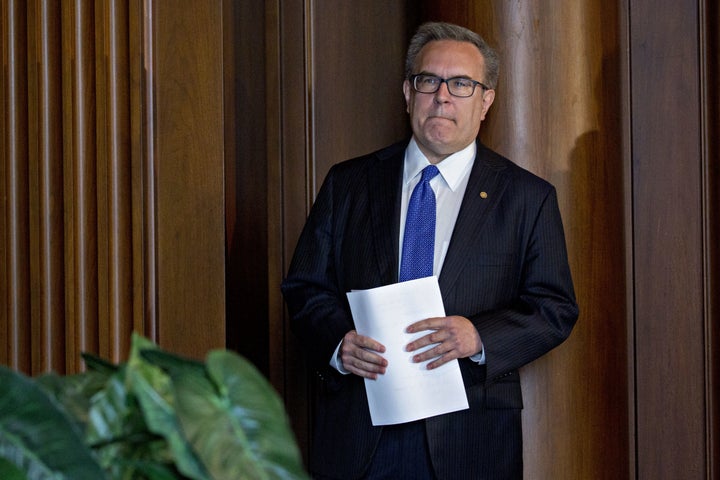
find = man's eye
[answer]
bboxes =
[451,79,472,88]
[421,77,439,85]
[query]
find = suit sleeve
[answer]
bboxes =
[281,166,355,372]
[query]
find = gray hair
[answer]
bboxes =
[404,22,500,90]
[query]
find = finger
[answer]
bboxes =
[345,344,387,366]
[343,355,387,379]
[349,363,386,379]
[426,353,452,370]
[405,329,446,353]
[411,341,457,363]
[345,331,386,354]
[406,316,444,334]
[341,335,388,378]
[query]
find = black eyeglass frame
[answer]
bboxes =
[409,74,490,98]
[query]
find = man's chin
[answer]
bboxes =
[423,131,459,150]
[422,122,455,139]
[416,138,464,162]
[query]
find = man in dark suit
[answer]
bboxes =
[281,21,578,480]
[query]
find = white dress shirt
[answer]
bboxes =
[399,138,475,278]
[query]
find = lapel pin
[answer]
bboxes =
[480,191,488,199]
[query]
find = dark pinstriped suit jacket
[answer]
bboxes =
[281,139,578,480]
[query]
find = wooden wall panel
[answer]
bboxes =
[2,1,139,373]
[419,2,630,478]
[149,1,226,357]
[312,1,412,180]
[2,0,226,375]
[631,0,710,477]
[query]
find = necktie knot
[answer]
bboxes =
[420,165,440,184]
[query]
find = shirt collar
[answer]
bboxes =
[404,138,476,191]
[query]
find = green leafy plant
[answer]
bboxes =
[0,333,308,480]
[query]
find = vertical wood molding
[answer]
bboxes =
[96,0,133,361]
[274,0,313,455]
[2,0,31,371]
[28,0,65,373]
[62,0,99,372]
[701,0,719,476]
[265,0,283,387]
[135,0,158,341]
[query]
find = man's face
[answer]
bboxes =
[403,40,495,164]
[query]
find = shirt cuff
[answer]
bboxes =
[469,345,486,364]
[329,340,351,375]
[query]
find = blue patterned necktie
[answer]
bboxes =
[399,165,440,282]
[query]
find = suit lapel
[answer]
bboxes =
[439,143,511,294]
[367,144,405,285]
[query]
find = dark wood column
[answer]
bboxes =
[419,2,630,478]
[418,0,718,478]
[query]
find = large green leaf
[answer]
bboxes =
[141,347,308,479]
[204,351,307,480]
[169,365,263,479]
[80,335,204,479]
[85,373,163,478]
[127,334,210,480]
[0,366,107,480]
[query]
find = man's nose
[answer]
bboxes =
[434,80,452,101]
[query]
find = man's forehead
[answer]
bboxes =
[415,40,485,74]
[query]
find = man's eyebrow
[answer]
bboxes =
[415,71,474,80]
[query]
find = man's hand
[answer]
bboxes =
[340,330,388,379]
[405,315,482,369]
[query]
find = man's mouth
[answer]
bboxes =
[428,115,455,123]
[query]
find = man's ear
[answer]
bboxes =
[480,88,496,120]
[403,80,412,113]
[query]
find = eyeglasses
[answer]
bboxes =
[410,74,489,98]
